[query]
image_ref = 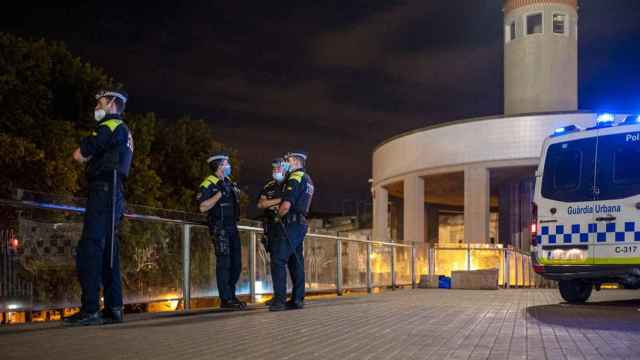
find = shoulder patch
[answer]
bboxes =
[99,119,123,132]
[200,175,220,188]
[289,171,304,183]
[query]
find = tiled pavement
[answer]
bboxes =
[3,289,640,360]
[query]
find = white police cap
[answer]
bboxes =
[207,154,229,163]
[285,151,308,161]
[96,90,128,103]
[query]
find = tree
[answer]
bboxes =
[0,32,114,197]
[152,117,242,212]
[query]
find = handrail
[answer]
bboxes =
[0,198,416,248]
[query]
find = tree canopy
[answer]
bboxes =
[0,32,243,213]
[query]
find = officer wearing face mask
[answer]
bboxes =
[66,90,133,326]
[257,157,287,253]
[269,151,314,311]
[197,153,246,310]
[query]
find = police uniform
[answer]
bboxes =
[270,164,314,308]
[258,178,285,252]
[74,106,133,323]
[197,173,243,306]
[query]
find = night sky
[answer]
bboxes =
[2,1,639,213]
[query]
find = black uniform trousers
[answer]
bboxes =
[270,222,307,304]
[215,225,242,302]
[76,178,124,314]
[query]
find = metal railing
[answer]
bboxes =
[0,197,536,315]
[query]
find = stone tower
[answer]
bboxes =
[503,0,578,115]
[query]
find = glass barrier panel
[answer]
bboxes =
[394,247,413,285]
[470,249,503,285]
[304,236,337,291]
[371,245,392,287]
[341,241,367,289]
[434,248,468,277]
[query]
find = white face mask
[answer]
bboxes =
[94,109,106,122]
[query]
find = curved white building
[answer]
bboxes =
[372,0,586,250]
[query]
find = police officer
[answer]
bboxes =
[257,157,287,253]
[257,158,287,306]
[269,151,314,311]
[66,90,133,326]
[197,153,246,310]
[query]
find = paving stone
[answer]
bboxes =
[3,289,640,360]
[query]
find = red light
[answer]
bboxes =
[9,238,19,249]
[533,264,544,274]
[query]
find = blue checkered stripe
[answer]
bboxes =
[537,222,640,244]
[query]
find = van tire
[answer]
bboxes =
[558,280,592,303]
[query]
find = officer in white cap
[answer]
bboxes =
[196,153,246,310]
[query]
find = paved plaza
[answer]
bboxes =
[3,289,640,360]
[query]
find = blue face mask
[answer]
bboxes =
[282,162,291,173]
[272,171,285,183]
[223,164,232,178]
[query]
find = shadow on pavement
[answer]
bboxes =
[527,298,640,331]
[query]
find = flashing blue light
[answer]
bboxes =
[622,115,640,124]
[596,113,615,123]
[551,124,580,137]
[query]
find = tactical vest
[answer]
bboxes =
[86,118,133,182]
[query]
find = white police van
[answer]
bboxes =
[532,114,640,303]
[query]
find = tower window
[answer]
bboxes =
[505,21,517,43]
[526,13,543,35]
[553,13,568,34]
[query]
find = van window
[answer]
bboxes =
[595,132,640,200]
[541,138,596,202]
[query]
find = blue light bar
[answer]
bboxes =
[622,115,640,124]
[596,113,615,123]
[551,124,581,137]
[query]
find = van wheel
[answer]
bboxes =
[558,280,592,303]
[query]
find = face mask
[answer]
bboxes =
[223,164,232,178]
[94,98,114,122]
[272,171,285,183]
[282,162,291,173]
[94,109,106,122]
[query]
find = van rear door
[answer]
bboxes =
[538,135,597,265]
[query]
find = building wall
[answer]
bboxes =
[504,2,578,114]
[372,113,598,186]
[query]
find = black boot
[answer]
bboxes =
[101,307,124,324]
[220,299,243,310]
[286,300,304,310]
[269,301,287,312]
[63,311,104,326]
[231,297,248,310]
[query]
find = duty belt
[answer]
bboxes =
[285,213,307,225]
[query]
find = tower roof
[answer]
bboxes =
[503,0,577,13]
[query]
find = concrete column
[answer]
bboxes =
[373,185,389,241]
[403,175,425,243]
[464,166,490,244]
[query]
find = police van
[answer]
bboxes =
[532,114,640,303]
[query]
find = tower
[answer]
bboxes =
[503,0,578,115]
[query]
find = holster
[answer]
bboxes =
[261,221,271,253]
[212,226,230,256]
